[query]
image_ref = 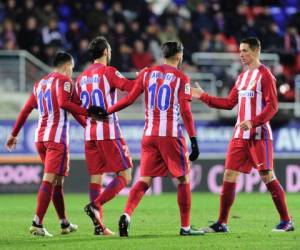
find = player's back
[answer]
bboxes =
[76,63,123,140]
[34,72,71,144]
[141,64,189,137]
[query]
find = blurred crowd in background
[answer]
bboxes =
[0,0,299,101]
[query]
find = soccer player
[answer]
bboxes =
[5,51,101,237]
[97,41,203,236]
[192,37,294,232]
[75,36,134,236]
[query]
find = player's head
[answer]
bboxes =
[88,36,111,65]
[52,51,74,77]
[239,37,261,66]
[161,41,184,68]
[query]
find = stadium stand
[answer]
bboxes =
[0,0,299,117]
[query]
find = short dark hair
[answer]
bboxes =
[240,37,261,51]
[161,41,184,59]
[52,51,73,67]
[88,36,110,60]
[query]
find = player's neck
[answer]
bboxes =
[53,68,67,77]
[94,58,107,66]
[164,60,178,68]
[247,59,261,71]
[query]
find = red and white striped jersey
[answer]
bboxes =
[75,63,132,141]
[200,64,278,140]
[141,65,192,137]
[33,72,72,144]
[107,64,195,138]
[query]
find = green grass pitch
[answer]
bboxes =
[0,193,299,250]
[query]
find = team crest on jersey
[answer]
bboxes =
[64,82,71,93]
[115,71,125,78]
[248,80,256,89]
[185,83,191,94]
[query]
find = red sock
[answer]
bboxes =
[124,181,149,216]
[266,179,290,222]
[35,181,53,225]
[218,181,236,224]
[94,176,126,207]
[52,185,66,221]
[89,183,103,218]
[89,183,101,202]
[177,183,191,227]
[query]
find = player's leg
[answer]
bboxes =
[159,136,203,236]
[84,140,113,235]
[93,139,133,208]
[200,169,240,233]
[30,142,57,237]
[119,176,152,237]
[87,138,133,235]
[218,169,240,225]
[94,168,131,208]
[253,139,293,232]
[176,175,204,236]
[201,139,249,233]
[260,170,294,232]
[52,176,78,234]
[89,174,103,203]
[30,172,56,237]
[89,174,103,219]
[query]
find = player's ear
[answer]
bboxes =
[103,48,108,57]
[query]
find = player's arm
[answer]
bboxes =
[107,73,144,114]
[108,67,134,92]
[70,89,86,127]
[57,79,88,116]
[192,82,238,110]
[6,92,37,151]
[179,76,199,161]
[250,71,278,127]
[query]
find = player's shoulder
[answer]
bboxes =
[55,72,72,82]
[259,64,272,75]
[178,70,189,82]
[259,64,276,80]
[106,66,126,78]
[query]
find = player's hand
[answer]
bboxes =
[135,67,148,76]
[239,120,252,131]
[191,82,205,98]
[87,106,108,121]
[189,137,200,161]
[5,135,17,152]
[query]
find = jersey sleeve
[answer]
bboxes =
[199,85,238,110]
[57,77,88,116]
[178,74,192,102]
[70,90,86,127]
[108,67,134,92]
[107,71,145,114]
[251,70,278,127]
[11,91,37,137]
[178,74,196,137]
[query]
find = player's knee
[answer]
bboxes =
[123,174,132,185]
[140,176,152,186]
[177,175,189,184]
[43,173,56,183]
[118,169,132,185]
[259,170,274,183]
[55,176,64,186]
[223,170,239,182]
[90,174,103,185]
